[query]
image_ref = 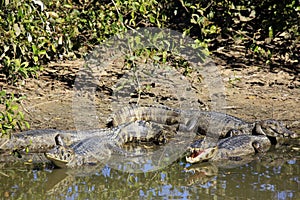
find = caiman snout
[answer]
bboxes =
[44,134,74,168]
[255,120,298,138]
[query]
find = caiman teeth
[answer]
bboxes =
[186,146,218,164]
[188,147,201,152]
[188,148,204,158]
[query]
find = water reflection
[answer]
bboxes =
[0,146,299,199]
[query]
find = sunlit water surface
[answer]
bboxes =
[1,146,299,199]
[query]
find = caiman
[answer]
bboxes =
[4,104,293,154]
[186,135,271,163]
[108,104,298,140]
[0,120,169,155]
[45,114,295,168]
[45,132,273,168]
[44,120,175,168]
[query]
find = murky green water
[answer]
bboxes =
[1,145,299,200]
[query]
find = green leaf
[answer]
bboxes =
[268,26,273,38]
[3,124,12,129]
[38,50,47,55]
[149,15,155,23]
[14,59,21,67]
[6,113,13,123]
[32,44,38,55]
[33,56,39,62]
[26,146,29,153]
[152,55,161,61]
[51,44,57,52]
[0,90,6,97]
[18,111,24,120]
[10,104,19,111]
[24,121,30,129]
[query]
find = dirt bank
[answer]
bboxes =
[1,56,299,135]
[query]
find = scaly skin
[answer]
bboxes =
[0,121,167,154]
[186,135,271,163]
[108,104,180,127]
[0,129,75,153]
[108,105,298,139]
[2,105,294,154]
[45,121,174,168]
[3,105,296,167]
[45,135,132,168]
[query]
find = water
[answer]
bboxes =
[1,147,299,199]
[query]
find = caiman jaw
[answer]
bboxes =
[256,120,298,138]
[190,149,204,158]
[44,146,74,168]
[186,147,218,163]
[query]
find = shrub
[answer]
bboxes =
[0,90,30,137]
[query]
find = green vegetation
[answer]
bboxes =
[180,0,300,69]
[0,91,30,137]
[0,0,170,82]
[0,0,298,81]
[0,0,299,134]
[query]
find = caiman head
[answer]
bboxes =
[255,120,298,139]
[44,134,74,168]
[186,139,218,164]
